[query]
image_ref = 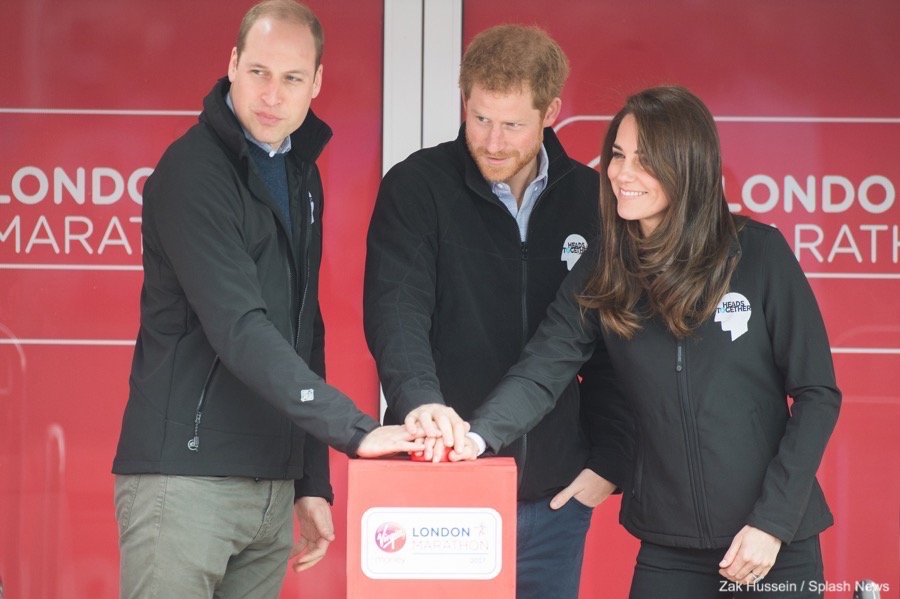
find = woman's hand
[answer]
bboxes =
[718,525,782,585]
[550,468,616,510]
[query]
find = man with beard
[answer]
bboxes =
[363,25,632,599]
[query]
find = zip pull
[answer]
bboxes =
[188,411,202,451]
[189,357,219,452]
[676,342,684,372]
[521,241,528,261]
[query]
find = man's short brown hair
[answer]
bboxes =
[237,0,324,67]
[459,25,569,114]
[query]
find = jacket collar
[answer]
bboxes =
[200,77,333,164]
[455,122,575,200]
[729,215,749,257]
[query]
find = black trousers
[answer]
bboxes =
[629,536,825,599]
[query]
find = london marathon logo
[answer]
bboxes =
[374,522,407,553]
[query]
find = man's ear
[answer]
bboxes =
[227,47,239,82]
[311,63,323,99]
[542,97,562,127]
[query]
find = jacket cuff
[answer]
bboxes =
[745,513,794,544]
[344,423,378,458]
[585,451,630,493]
[294,477,334,505]
[472,426,504,456]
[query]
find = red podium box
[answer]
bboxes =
[347,457,517,597]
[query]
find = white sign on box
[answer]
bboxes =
[361,507,502,579]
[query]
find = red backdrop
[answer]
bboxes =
[1,1,897,598]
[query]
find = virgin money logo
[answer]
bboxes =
[374,522,407,553]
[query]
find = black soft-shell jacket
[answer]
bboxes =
[364,126,633,501]
[113,78,377,501]
[471,219,840,547]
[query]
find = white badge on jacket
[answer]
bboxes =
[715,292,752,341]
[561,234,588,271]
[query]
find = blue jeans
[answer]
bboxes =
[516,496,594,599]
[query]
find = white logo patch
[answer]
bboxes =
[300,389,315,402]
[560,234,588,271]
[715,292,752,341]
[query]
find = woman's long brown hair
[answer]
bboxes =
[579,86,740,339]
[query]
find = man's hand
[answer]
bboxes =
[412,436,451,463]
[718,525,782,585]
[290,497,335,573]
[550,469,616,510]
[356,425,426,458]
[447,434,479,462]
[404,403,469,453]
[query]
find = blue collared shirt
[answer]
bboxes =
[491,144,549,242]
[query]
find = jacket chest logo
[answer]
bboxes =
[561,234,588,271]
[715,292,752,341]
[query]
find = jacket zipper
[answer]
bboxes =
[481,196,532,489]
[675,339,714,546]
[298,217,311,344]
[516,240,529,489]
[479,170,560,492]
[287,203,311,350]
[513,182,554,491]
[284,166,313,475]
[188,356,220,451]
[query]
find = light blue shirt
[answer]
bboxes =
[226,93,292,157]
[491,144,549,242]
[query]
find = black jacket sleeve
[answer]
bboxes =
[745,229,841,542]
[470,253,604,451]
[363,163,446,419]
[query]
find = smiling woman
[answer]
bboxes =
[607,114,670,237]
[462,85,841,599]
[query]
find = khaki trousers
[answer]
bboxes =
[115,474,294,599]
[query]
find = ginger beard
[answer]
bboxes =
[466,127,544,186]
